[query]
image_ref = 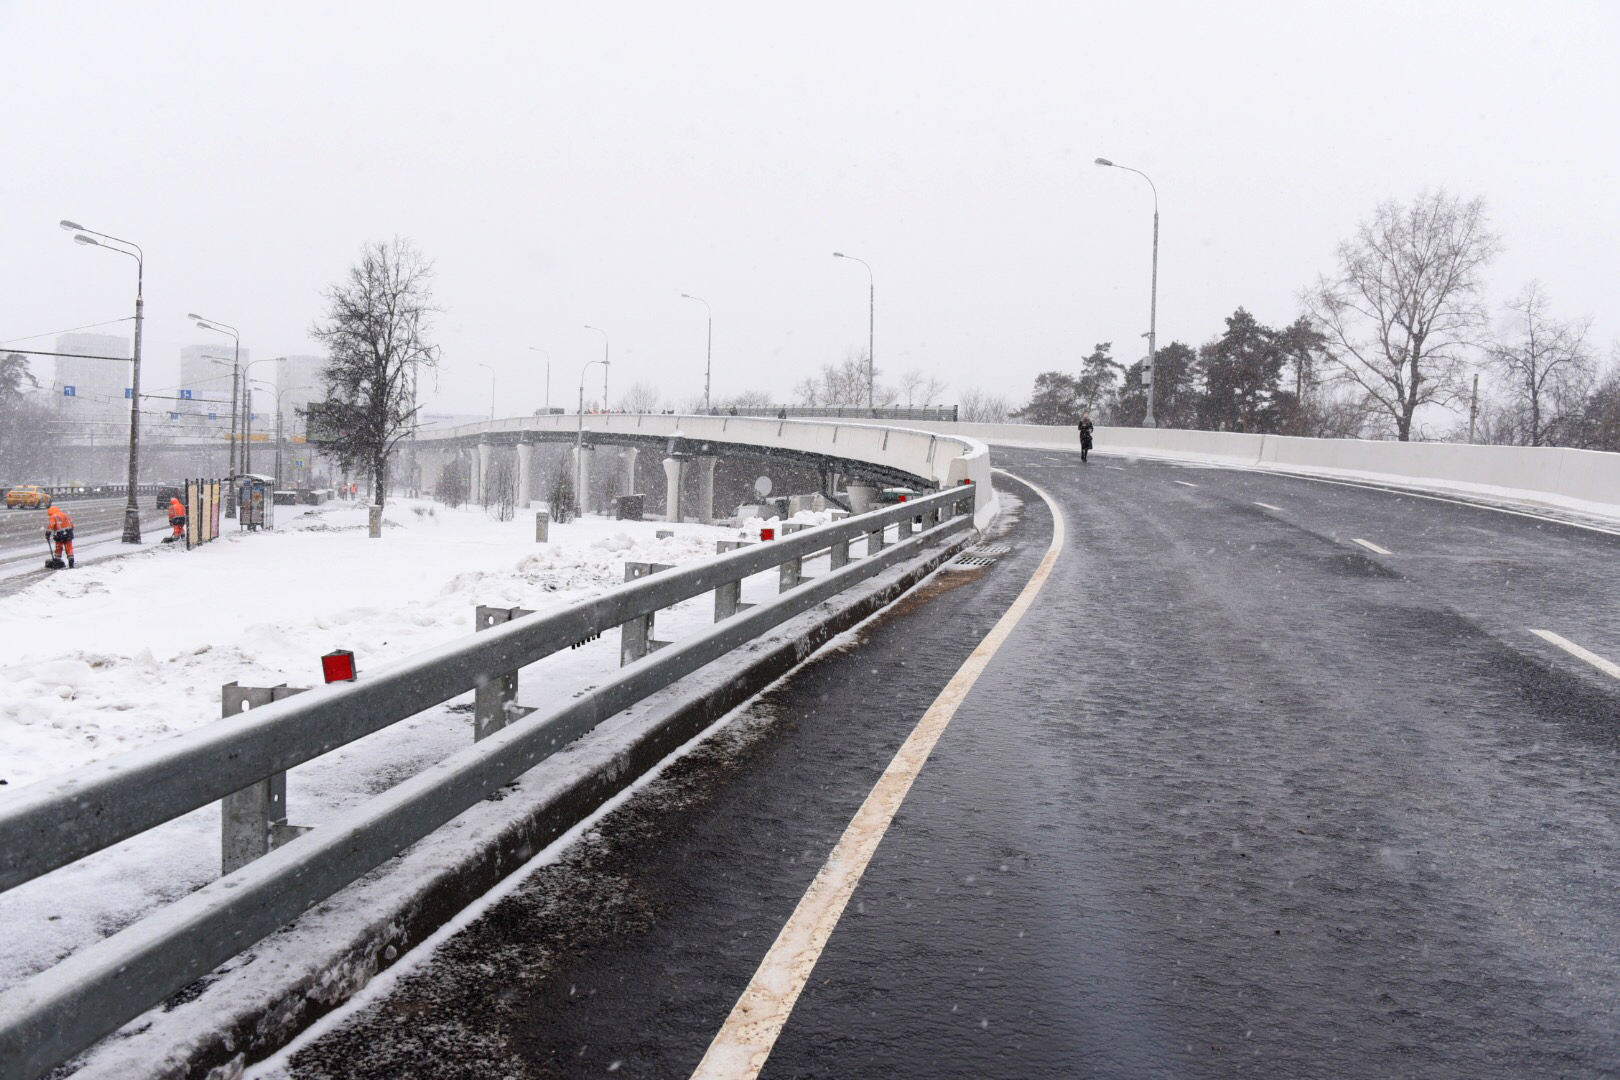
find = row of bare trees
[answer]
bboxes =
[1016,190,1615,449]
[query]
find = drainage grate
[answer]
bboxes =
[954,543,1011,568]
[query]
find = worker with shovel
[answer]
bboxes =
[45,504,74,569]
[165,493,187,544]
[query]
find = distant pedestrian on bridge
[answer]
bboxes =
[1078,410,1094,463]
[46,504,74,569]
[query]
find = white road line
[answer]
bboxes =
[1172,480,1198,488]
[1351,538,1393,555]
[1254,501,1283,511]
[1529,630,1620,681]
[690,470,1067,1080]
[1104,466,1125,471]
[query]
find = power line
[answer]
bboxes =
[0,317,135,348]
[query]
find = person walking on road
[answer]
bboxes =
[46,504,75,569]
[1078,410,1095,463]
[166,494,187,544]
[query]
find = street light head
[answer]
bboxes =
[1094,157,1114,167]
[59,220,84,232]
[73,234,99,247]
[187,312,203,321]
[832,251,845,258]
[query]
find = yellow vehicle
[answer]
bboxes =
[5,485,53,509]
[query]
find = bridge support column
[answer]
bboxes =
[662,456,686,523]
[516,441,533,509]
[476,441,492,506]
[694,455,717,523]
[620,447,639,497]
[847,483,877,513]
[574,445,594,515]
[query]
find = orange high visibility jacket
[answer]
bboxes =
[170,497,186,520]
[47,505,72,531]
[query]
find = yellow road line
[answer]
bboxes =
[1530,630,1620,681]
[689,470,1067,1080]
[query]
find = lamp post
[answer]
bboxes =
[575,358,610,517]
[1095,157,1160,428]
[477,362,496,421]
[832,252,874,410]
[251,381,312,489]
[237,357,280,476]
[679,294,713,413]
[190,313,242,515]
[583,326,609,411]
[61,220,144,542]
[528,347,550,413]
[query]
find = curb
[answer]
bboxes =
[67,531,976,1080]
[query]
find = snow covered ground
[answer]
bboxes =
[0,497,824,993]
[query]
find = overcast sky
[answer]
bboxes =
[3,0,1615,418]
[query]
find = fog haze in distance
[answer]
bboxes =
[2,1,1614,416]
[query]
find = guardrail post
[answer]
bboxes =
[830,534,851,569]
[867,521,886,555]
[779,551,803,591]
[622,562,674,663]
[221,683,312,875]
[713,541,756,620]
[473,605,537,740]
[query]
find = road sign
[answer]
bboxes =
[169,411,181,420]
[293,459,305,468]
[63,386,76,397]
[208,412,218,420]
[125,388,133,399]
[180,389,193,400]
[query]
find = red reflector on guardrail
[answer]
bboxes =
[321,649,357,683]
[760,527,775,541]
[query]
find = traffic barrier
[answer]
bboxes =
[0,485,976,1080]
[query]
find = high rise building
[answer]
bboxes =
[277,355,327,434]
[179,344,247,417]
[53,333,130,437]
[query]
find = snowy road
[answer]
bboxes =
[0,497,170,588]
[246,455,1618,1077]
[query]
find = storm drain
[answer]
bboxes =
[954,543,1011,567]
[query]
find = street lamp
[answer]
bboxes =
[575,359,610,517]
[1095,157,1160,428]
[679,294,713,413]
[832,252,874,410]
[477,363,496,421]
[528,347,550,413]
[583,326,609,410]
[250,380,312,489]
[236,357,281,476]
[61,219,144,543]
[190,313,242,515]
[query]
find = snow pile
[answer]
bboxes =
[0,498,743,990]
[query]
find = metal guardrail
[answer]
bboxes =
[0,485,975,1080]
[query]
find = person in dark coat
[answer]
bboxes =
[1078,410,1095,463]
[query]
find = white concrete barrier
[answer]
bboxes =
[412,414,997,527]
[896,419,1620,517]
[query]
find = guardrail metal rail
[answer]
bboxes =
[0,485,976,1080]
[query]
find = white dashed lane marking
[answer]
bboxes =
[1351,538,1393,555]
[1172,480,1198,488]
[1254,501,1282,511]
[1530,630,1620,681]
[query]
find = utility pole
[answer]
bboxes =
[1469,373,1480,444]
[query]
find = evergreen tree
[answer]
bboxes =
[1197,309,1286,433]
[1012,371,1084,425]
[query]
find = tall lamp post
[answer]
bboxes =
[236,357,280,476]
[61,219,144,543]
[477,362,497,421]
[1095,157,1160,428]
[679,293,713,413]
[583,326,610,410]
[528,347,550,413]
[249,381,312,489]
[190,313,242,515]
[832,252,874,410]
[575,358,610,517]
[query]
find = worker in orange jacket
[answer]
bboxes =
[46,504,75,569]
[167,494,187,543]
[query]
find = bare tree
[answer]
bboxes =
[545,458,575,523]
[958,388,1012,423]
[310,238,441,506]
[618,380,665,414]
[793,348,894,407]
[720,388,774,409]
[1301,191,1501,440]
[1487,282,1596,446]
[485,452,517,521]
[898,369,948,407]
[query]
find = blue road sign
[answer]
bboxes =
[208,412,218,420]
[63,386,76,397]
[125,388,133,399]
[180,389,193,400]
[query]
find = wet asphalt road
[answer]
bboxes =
[273,449,1620,1079]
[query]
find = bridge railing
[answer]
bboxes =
[0,484,977,1080]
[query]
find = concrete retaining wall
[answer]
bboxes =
[894,420,1620,514]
